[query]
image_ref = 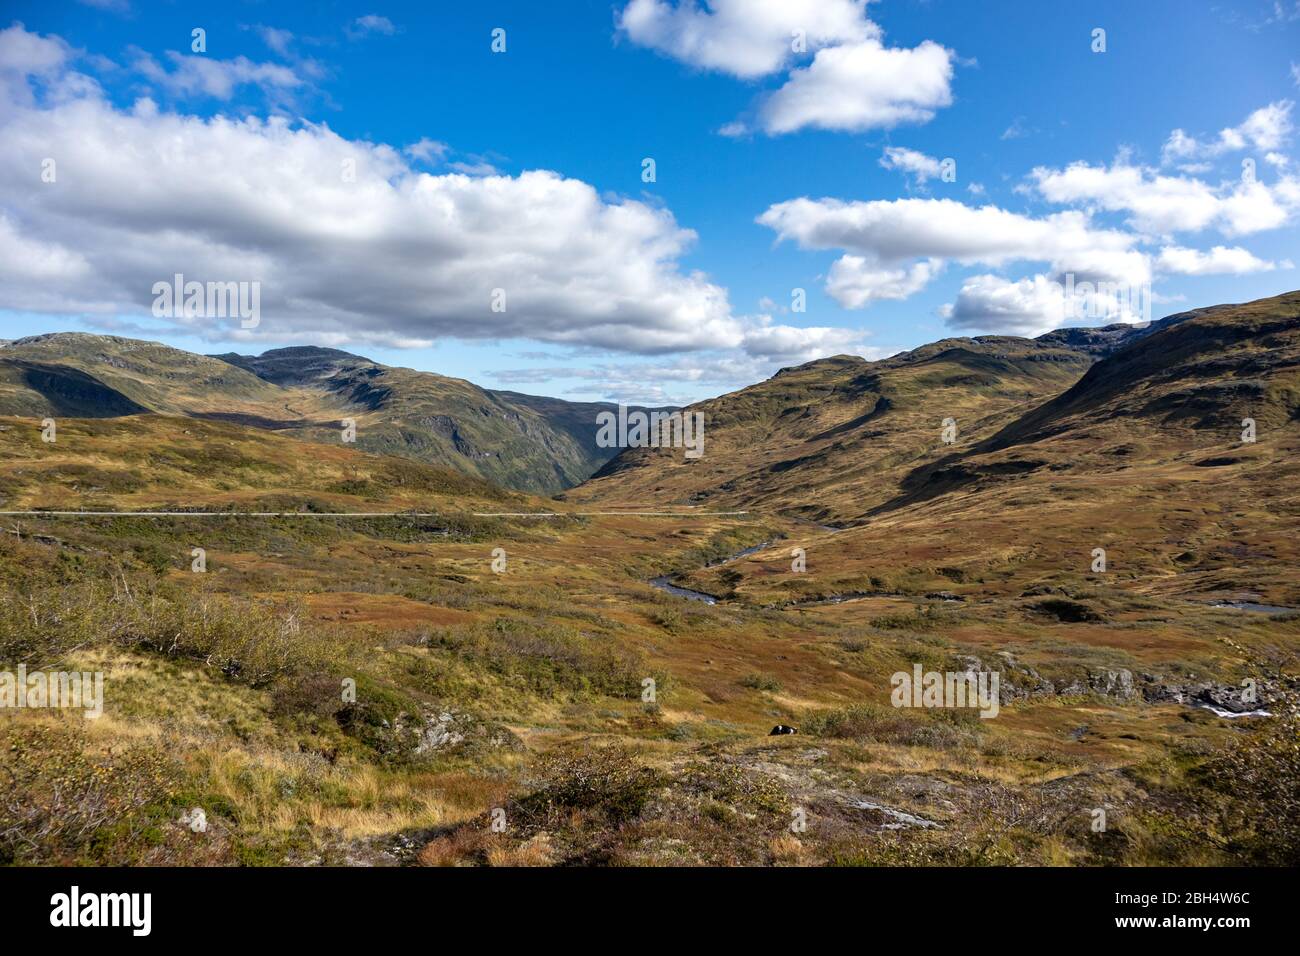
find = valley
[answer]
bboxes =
[1,292,1298,867]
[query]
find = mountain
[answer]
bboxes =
[564,295,1299,526]
[0,334,655,495]
[600,291,1300,610]
[563,335,1094,524]
[1031,304,1206,357]
[986,294,1300,450]
[209,344,615,492]
[0,411,521,513]
[0,332,290,416]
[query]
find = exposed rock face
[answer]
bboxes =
[403,710,525,756]
[413,712,466,754]
[960,653,1139,704]
[1141,678,1277,714]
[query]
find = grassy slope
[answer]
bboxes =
[676,294,1300,607]
[0,335,626,495]
[564,338,1092,523]
[1,294,1297,866]
[1,404,1295,865]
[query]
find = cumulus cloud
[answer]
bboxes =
[617,1,954,136]
[936,239,1287,338]
[0,24,870,369]
[404,137,449,163]
[738,318,867,359]
[0,25,766,354]
[879,146,944,184]
[1030,158,1300,237]
[940,273,1149,337]
[759,198,1136,269]
[616,0,876,79]
[826,256,941,308]
[1155,244,1287,275]
[1162,100,1294,163]
[759,196,1148,309]
[757,39,953,134]
[0,21,74,108]
[128,48,305,101]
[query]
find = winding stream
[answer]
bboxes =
[648,576,719,604]
[1207,600,1295,615]
[648,540,773,603]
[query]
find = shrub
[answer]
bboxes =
[515,746,662,828]
[0,723,181,865]
[739,672,781,692]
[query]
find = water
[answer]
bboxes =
[648,539,773,603]
[850,799,941,830]
[649,576,718,604]
[1208,601,1295,615]
[703,540,771,567]
[1193,703,1273,719]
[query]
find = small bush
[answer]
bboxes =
[515,746,662,829]
[739,672,782,692]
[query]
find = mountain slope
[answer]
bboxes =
[564,336,1093,523]
[672,291,1300,610]
[987,293,1300,450]
[0,335,644,495]
[211,346,606,492]
[0,333,291,416]
[0,412,521,513]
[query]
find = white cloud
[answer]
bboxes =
[1001,116,1030,140]
[1155,245,1286,275]
[254,26,295,57]
[348,15,398,39]
[404,137,449,163]
[940,273,1148,337]
[617,2,954,137]
[0,21,74,109]
[448,159,499,176]
[826,256,941,308]
[758,39,953,134]
[760,196,1145,282]
[739,318,866,359]
[492,323,884,403]
[0,29,758,355]
[1030,158,1300,237]
[616,0,876,79]
[879,146,943,183]
[129,48,304,101]
[1161,100,1294,163]
[0,21,70,74]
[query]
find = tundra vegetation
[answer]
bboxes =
[1,293,1298,866]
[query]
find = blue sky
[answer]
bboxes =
[1,0,1297,403]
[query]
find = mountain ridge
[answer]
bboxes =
[565,292,1300,524]
[0,333,663,494]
